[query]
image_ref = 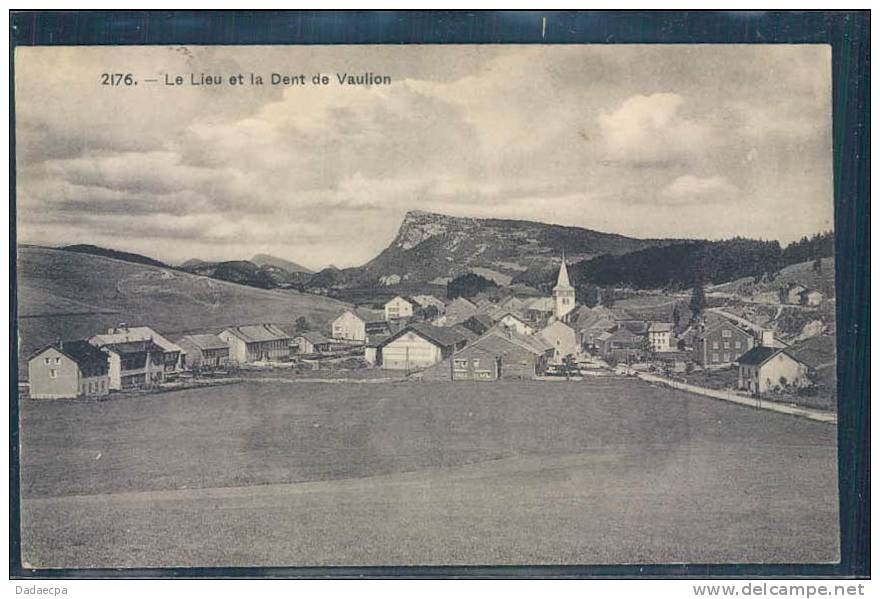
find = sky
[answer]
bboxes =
[15,45,833,270]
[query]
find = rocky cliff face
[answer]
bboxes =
[349,210,674,288]
[390,210,477,250]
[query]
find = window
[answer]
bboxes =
[722,329,732,338]
[44,357,50,365]
[49,369,57,378]
[723,341,730,349]
[453,359,467,369]
[55,357,61,364]
[735,341,741,349]
[711,353,719,362]
[712,341,719,350]
[472,359,480,368]
[723,353,730,362]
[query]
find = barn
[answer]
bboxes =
[376,322,469,370]
[422,326,553,381]
[219,324,291,363]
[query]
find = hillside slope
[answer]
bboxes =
[60,244,169,268]
[332,210,678,289]
[15,246,348,375]
[710,257,836,299]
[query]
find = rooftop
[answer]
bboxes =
[91,325,183,353]
[103,339,165,355]
[178,334,228,351]
[297,331,331,345]
[380,322,468,349]
[31,340,109,368]
[224,324,290,343]
[736,346,782,366]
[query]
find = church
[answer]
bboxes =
[552,256,576,321]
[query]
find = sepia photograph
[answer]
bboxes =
[12,39,846,571]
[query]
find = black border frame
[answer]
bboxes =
[8,10,870,579]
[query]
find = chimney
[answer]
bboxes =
[760,330,775,347]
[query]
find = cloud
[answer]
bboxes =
[660,175,740,205]
[14,45,835,266]
[599,93,711,165]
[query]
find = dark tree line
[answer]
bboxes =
[565,234,834,291]
[447,273,498,299]
[781,231,834,265]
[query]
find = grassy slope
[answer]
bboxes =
[16,246,349,373]
[710,257,836,297]
[20,379,838,566]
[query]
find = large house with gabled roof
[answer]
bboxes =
[28,340,110,399]
[736,346,811,395]
[375,322,470,370]
[692,319,754,368]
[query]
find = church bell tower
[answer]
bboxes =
[553,253,576,320]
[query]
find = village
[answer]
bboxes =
[25,257,835,413]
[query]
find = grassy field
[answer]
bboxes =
[15,247,349,377]
[19,378,839,567]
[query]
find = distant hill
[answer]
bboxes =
[179,258,208,269]
[251,253,312,274]
[60,244,168,268]
[180,256,313,289]
[181,260,277,289]
[305,210,680,292]
[15,246,348,378]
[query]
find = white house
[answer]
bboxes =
[98,339,166,390]
[331,307,387,342]
[647,322,674,353]
[498,312,535,336]
[384,296,414,321]
[736,346,810,395]
[28,341,110,399]
[332,309,367,342]
[536,320,578,364]
[90,324,186,378]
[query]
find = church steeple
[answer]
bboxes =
[552,253,576,319]
[555,251,573,290]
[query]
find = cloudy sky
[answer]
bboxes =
[15,45,833,269]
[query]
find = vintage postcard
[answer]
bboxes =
[14,44,839,568]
